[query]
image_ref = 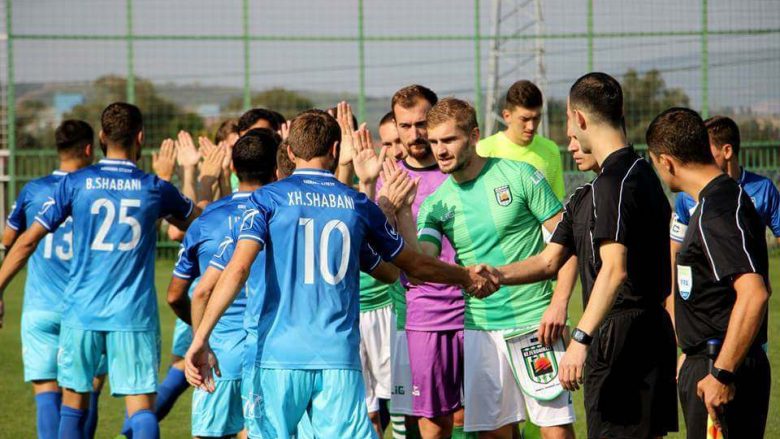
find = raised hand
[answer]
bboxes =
[278,120,291,141]
[198,136,217,157]
[352,128,387,184]
[176,130,200,168]
[336,101,358,166]
[219,140,233,173]
[153,138,177,182]
[200,144,226,180]
[184,337,221,393]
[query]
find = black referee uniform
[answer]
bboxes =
[552,146,678,438]
[675,174,770,439]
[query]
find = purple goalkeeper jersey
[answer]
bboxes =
[378,160,465,331]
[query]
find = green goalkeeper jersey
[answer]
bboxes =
[417,158,562,330]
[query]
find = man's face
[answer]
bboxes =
[709,139,728,172]
[503,105,542,143]
[378,121,407,160]
[566,99,590,153]
[394,100,432,160]
[649,152,679,192]
[567,136,598,172]
[429,120,475,175]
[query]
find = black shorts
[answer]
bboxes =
[584,307,678,439]
[678,347,770,439]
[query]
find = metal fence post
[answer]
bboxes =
[242,0,251,111]
[700,0,709,118]
[126,0,135,103]
[357,0,366,123]
[473,0,482,127]
[587,0,594,71]
[5,0,14,201]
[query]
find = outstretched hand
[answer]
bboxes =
[153,138,177,182]
[466,264,502,298]
[184,337,221,393]
[352,127,387,184]
[336,101,360,166]
[176,130,200,168]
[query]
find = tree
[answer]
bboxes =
[622,69,690,144]
[65,75,204,152]
[15,100,55,149]
[225,87,315,119]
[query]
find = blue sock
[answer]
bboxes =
[83,392,100,439]
[119,411,132,438]
[154,367,188,421]
[129,410,159,439]
[35,391,62,439]
[58,406,86,439]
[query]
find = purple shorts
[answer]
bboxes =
[406,329,464,418]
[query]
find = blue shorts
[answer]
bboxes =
[58,326,160,396]
[192,379,244,437]
[171,318,192,358]
[21,311,107,382]
[243,367,376,439]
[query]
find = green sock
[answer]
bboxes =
[452,425,479,439]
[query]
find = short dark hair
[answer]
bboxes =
[379,111,395,127]
[646,107,714,165]
[232,128,279,184]
[704,116,741,155]
[276,140,295,178]
[100,102,143,149]
[55,120,93,154]
[268,110,287,128]
[504,80,543,110]
[287,110,341,161]
[237,108,280,133]
[214,119,238,144]
[569,72,624,128]
[391,85,438,116]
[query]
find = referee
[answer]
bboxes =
[485,72,678,438]
[647,108,770,439]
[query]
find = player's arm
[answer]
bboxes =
[166,276,193,325]
[190,266,224,331]
[367,261,399,284]
[1,227,19,250]
[196,144,226,208]
[495,243,571,287]
[0,223,48,327]
[391,244,494,294]
[538,211,578,346]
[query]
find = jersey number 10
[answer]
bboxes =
[298,218,350,285]
[90,198,142,251]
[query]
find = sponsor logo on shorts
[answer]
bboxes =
[494,185,512,207]
[242,392,263,419]
[522,342,558,385]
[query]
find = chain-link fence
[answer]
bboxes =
[1,0,778,253]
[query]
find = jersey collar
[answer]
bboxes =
[293,169,336,179]
[52,170,68,176]
[99,158,137,168]
[737,167,745,185]
[231,191,252,199]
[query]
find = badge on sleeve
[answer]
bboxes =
[677,265,693,300]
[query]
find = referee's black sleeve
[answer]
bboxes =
[550,189,578,251]
[699,193,762,282]
[591,172,633,246]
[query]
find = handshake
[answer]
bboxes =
[465,264,503,299]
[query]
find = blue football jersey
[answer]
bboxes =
[173,191,250,379]
[234,168,403,370]
[35,158,194,331]
[211,211,384,372]
[7,171,73,313]
[671,168,780,242]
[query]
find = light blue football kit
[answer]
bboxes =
[217,168,402,439]
[173,191,251,437]
[671,168,780,242]
[36,158,193,395]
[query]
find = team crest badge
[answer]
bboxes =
[494,185,512,206]
[522,344,558,385]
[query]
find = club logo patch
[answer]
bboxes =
[494,185,513,206]
[677,265,693,300]
[522,343,558,385]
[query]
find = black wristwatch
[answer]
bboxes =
[711,367,736,385]
[571,328,593,345]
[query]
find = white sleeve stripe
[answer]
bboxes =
[388,238,405,260]
[184,199,195,219]
[735,186,757,272]
[615,158,642,241]
[172,270,192,279]
[697,199,720,281]
[6,222,18,231]
[34,217,52,231]
[418,227,442,241]
[209,261,226,270]
[367,256,382,272]
[237,234,265,245]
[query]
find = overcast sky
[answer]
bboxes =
[5,0,780,113]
